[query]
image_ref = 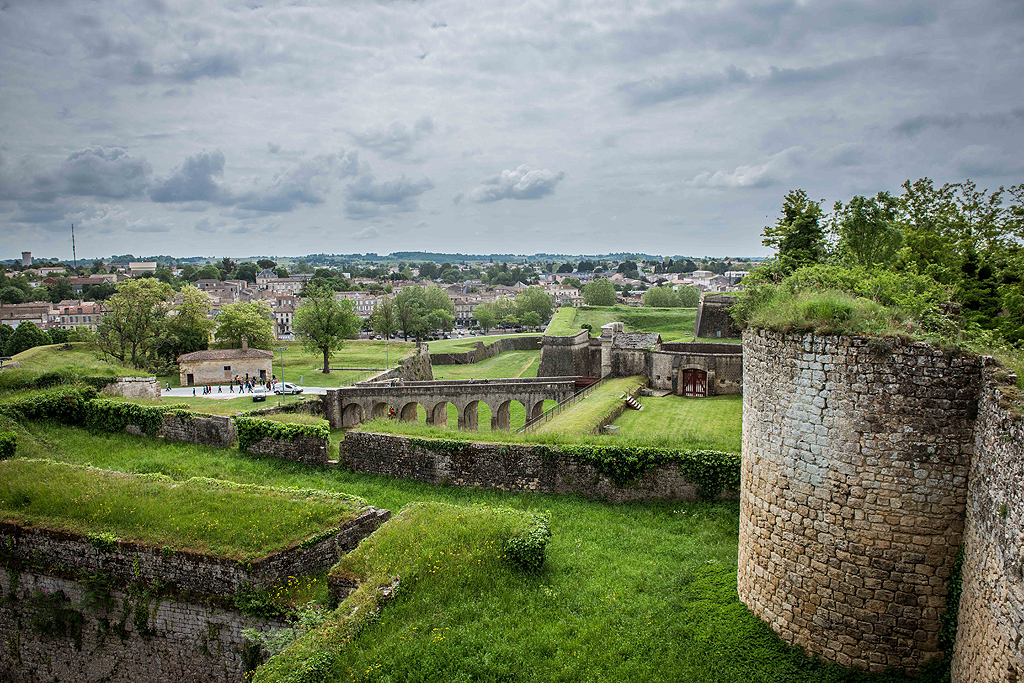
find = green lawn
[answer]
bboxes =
[0,458,364,561]
[432,350,541,381]
[545,306,697,341]
[10,342,140,377]
[426,333,541,354]
[5,423,919,683]
[612,394,743,453]
[533,376,647,436]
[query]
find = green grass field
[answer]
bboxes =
[3,423,919,683]
[533,376,647,436]
[431,350,541,381]
[545,306,697,341]
[9,342,140,377]
[612,394,742,453]
[0,458,363,561]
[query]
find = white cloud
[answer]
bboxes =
[460,165,565,203]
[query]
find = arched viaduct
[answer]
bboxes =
[323,378,579,431]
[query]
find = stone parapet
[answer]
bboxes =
[162,412,237,448]
[242,433,330,465]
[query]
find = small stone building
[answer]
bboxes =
[177,342,273,386]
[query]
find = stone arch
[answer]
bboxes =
[341,402,365,428]
[530,399,547,423]
[427,401,454,429]
[493,400,512,431]
[371,401,393,420]
[399,401,421,422]
[459,400,492,431]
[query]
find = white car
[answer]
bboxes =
[273,382,304,395]
[252,387,267,402]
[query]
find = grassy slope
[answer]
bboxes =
[426,333,541,354]
[0,458,363,561]
[431,350,541,381]
[10,424,914,683]
[11,342,140,376]
[533,376,647,436]
[545,306,697,341]
[612,394,743,453]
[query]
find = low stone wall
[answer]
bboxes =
[162,412,237,448]
[0,568,289,683]
[429,335,541,365]
[952,366,1024,682]
[0,507,388,596]
[342,432,712,503]
[242,433,330,465]
[101,376,161,399]
[364,343,433,383]
[244,397,324,417]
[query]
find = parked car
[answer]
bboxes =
[273,382,303,395]
[252,387,267,402]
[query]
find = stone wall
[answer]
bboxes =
[429,335,541,365]
[341,431,715,503]
[241,433,331,465]
[951,365,1024,682]
[537,330,601,377]
[244,397,324,418]
[162,412,237,448]
[738,329,981,673]
[100,376,161,399]
[693,293,740,339]
[0,507,387,595]
[0,568,288,683]
[651,345,743,396]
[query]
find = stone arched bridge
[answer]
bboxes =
[323,378,580,431]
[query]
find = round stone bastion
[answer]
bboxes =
[738,329,981,673]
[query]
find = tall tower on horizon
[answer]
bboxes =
[20,252,31,266]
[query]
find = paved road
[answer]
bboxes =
[161,386,329,400]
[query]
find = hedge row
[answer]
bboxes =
[235,416,330,451]
[0,431,16,459]
[0,387,187,437]
[0,369,116,393]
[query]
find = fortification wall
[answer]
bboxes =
[693,293,740,338]
[951,367,1024,682]
[650,349,743,395]
[364,343,433,383]
[341,431,714,503]
[738,329,980,673]
[430,335,541,365]
[537,330,600,377]
[241,433,330,465]
[100,376,161,399]
[0,508,387,595]
[0,568,288,683]
[162,412,237,447]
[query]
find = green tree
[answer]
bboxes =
[293,284,361,374]
[394,285,455,341]
[234,262,258,283]
[214,301,276,350]
[762,189,826,274]
[257,259,277,271]
[832,193,903,268]
[642,287,680,307]
[368,296,401,366]
[492,297,518,327]
[0,324,14,354]
[676,284,700,307]
[515,286,554,323]
[97,279,173,368]
[6,322,50,355]
[181,264,199,282]
[195,264,221,280]
[0,286,25,305]
[167,285,215,357]
[582,279,616,306]
[48,277,74,303]
[474,303,497,332]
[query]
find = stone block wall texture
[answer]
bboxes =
[694,293,741,339]
[738,329,980,673]
[537,330,601,378]
[430,335,541,365]
[162,412,237,447]
[0,568,288,683]
[242,433,330,465]
[342,431,713,503]
[364,343,433,383]
[951,366,1024,683]
[100,376,161,399]
[0,508,388,596]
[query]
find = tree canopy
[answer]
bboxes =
[293,284,361,374]
[214,301,276,350]
[583,279,616,306]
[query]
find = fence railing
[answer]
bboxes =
[515,376,608,433]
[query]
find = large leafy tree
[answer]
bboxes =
[762,189,826,275]
[6,322,50,356]
[166,285,216,357]
[214,301,276,350]
[515,286,554,323]
[642,286,680,307]
[368,296,400,366]
[0,324,14,355]
[293,284,361,374]
[394,285,455,341]
[474,303,497,332]
[97,279,173,368]
[48,277,74,303]
[582,279,616,306]
[831,193,904,269]
[0,286,25,304]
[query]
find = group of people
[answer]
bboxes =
[187,375,277,396]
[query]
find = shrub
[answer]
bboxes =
[558,444,740,497]
[503,512,552,571]
[82,399,184,436]
[0,431,16,459]
[0,387,96,425]
[235,417,330,452]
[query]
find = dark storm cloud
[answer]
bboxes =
[458,166,565,203]
[0,147,150,203]
[236,151,361,213]
[149,150,230,203]
[343,175,434,219]
[350,117,435,158]
[893,108,1024,137]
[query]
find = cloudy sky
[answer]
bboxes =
[1,0,1022,261]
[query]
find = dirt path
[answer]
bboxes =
[514,356,536,378]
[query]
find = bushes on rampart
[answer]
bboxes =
[235,417,329,452]
[81,399,187,437]
[0,387,186,436]
[0,430,16,459]
[0,368,118,393]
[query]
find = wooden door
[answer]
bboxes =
[680,369,707,397]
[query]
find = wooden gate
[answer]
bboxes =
[679,368,707,397]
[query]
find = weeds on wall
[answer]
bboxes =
[235,417,329,452]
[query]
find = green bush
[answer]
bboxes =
[558,444,740,497]
[235,417,329,452]
[82,399,185,436]
[0,431,16,459]
[0,387,96,425]
[502,512,551,571]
